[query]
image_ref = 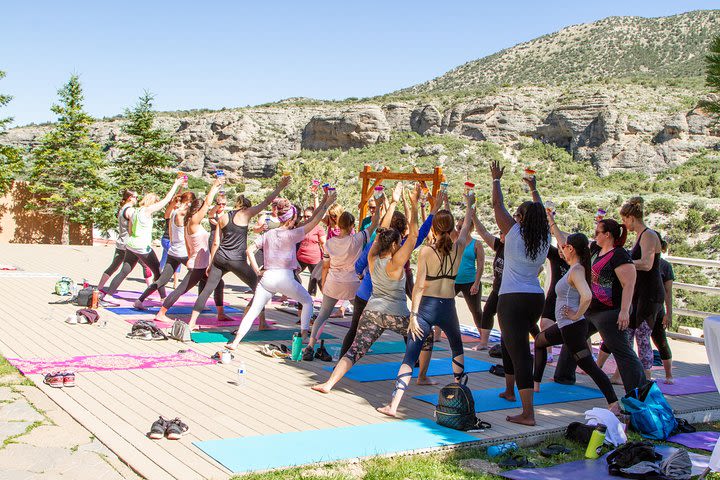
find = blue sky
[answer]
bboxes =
[1,1,718,126]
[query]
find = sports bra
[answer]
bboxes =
[425,248,459,281]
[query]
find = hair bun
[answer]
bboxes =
[628,196,644,206]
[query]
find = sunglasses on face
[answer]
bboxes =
[217,203,226,206]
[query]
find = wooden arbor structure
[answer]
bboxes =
[358,165,446,224]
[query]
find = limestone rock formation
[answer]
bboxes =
[301,106,390,151]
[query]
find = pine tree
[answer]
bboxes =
[110,91,176,194]
[702,34,720,116]
[28,74,108,244]
[0,70,24,195]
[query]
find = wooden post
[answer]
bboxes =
[431,166,444,208]
[358,165,371,226]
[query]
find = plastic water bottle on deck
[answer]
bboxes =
[237,361,247,387]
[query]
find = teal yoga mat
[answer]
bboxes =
[414,382,604,412]
[106,305,241,315]
[323,357,493,382]
[320,341,446,356]
[194,418,477,473]
[191,330,336,343]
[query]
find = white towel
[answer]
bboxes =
[584,407,627,447]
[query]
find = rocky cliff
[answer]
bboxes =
[5,83,718,178]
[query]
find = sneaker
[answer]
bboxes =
[148,416,170,439]
[302,346,315,362]
[314,340,333,362]
[62,372,76,387]
[43,372,64,388]
[165,418,189,440]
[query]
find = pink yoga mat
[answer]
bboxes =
[6,350,215,375]
[658,375,717,396]
[124,317,275,330]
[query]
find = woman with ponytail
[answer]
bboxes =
[183,177,291,332]
[548,214,645,394]
[102,178,184,299]
[374,188,475,417]
[312,186,435,395]
[532,233,619,412]
[226,188,337,349]
[154,178,225,324]
[97,189,155,292]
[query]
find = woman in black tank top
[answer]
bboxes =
[621,196,664,380]
[186,177,291,331]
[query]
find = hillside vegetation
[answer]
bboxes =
[404,10,720,95]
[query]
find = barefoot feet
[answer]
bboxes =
[416,377,438,386]
[499,391,516,402]
[506,413,535,426]
[311,383,331,394]
[377,405,397,417]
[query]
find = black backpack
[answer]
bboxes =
[434,375,491,432]
[75,287,93,307]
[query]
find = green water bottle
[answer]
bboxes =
[585,424,607,459]
[291,333,303,361]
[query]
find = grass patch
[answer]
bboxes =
[0,354,32,387]
[233,423,720,480]
[1,420,43,449]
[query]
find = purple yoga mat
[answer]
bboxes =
[657,375,717,396]
[668,431,720,452]
[329,320,352,328]
[500,445,709,480]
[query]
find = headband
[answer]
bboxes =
[279,205,296,223]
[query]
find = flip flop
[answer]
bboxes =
[540,443,572,457]
[499,455,535,468]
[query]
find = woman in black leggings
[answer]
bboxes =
[470,214,504,349]
[492,162,550,427]
[652,235,674,383]
[184,176,291,331]
[533,233,619,412]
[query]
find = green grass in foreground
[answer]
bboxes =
[0,354,32,387]
[235,423,720,480]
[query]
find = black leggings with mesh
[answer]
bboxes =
[455,282,482,331]
[191,255,257,314]
[104,249,164,297]
[534,319,618,404]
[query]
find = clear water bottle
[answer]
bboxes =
[237,361,247,387]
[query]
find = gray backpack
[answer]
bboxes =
[169,319,191,342]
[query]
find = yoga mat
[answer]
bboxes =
[6,350,214,375]
[275,306,319,317]
[444,326,501,344]
[500,445,709,480]
[414,382,604,412]
[658,375,718,396]
[668,431,720,452]
[111,289,197,300]
[106,305,242,315]
[191,330,336,343]
[124,317,274,330]
[194,418,477,473]
[320,341,446,357]
[324,357,493,383]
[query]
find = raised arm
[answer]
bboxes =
[547,210,569,246]
[490,161,514,234]
[190,179,223,226]
[145,177,183,215]
[380,182,402,229]
[365,192,384,237]
[242,176,291,220]
[523,174,542,205]
[471,240,485,295]
[455,192,476,251]
[389,187,419,271]
[303,191,337,235]
[472,211,497,249]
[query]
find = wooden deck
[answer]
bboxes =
[0,243,717,480]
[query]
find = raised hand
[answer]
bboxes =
[279,175,292,190]
[392,182,403,203]
[490,160,504,181]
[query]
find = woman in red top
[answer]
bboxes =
[296,207,326,296]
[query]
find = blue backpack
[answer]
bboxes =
[621,381,677,440]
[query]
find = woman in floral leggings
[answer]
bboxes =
[312,186,432,393]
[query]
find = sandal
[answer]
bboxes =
[540,443,572,457]
[499,455,536,468]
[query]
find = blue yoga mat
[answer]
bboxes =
[191,330,336,343]
[323,357,493,382]
[320,341,446,357]
[106,305,241,315]
[194,418,478,473]
[414,382,604,412]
